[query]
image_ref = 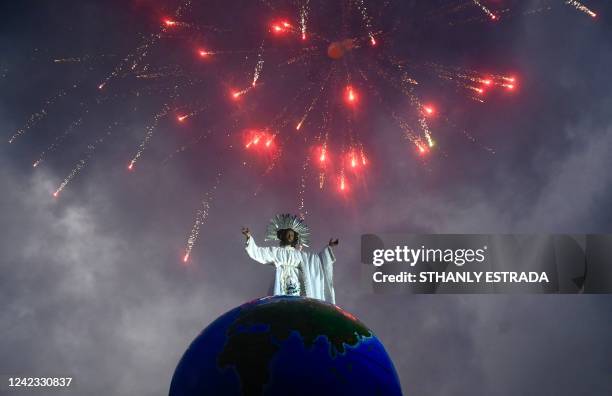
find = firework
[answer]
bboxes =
[8,85,78,144]
[565,0,597,18]
[53,122,120,198]
[300,0,310,40]
[33,114,87,168]
[472,0,498,20]
[128,106,170,171]
[9,0,597,262]
[183,172,222,263]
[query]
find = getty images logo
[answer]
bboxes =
[371,245,488,267]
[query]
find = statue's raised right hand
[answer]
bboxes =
[241,227,251,240]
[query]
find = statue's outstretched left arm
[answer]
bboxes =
[319,239,338,304]
[318,239,338,264]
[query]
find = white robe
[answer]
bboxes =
[245,236,336,304]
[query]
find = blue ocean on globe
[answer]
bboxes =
[169,296,403,396]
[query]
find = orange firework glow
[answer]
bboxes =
[346,151,362,170]
[317,146,328,164]
[163,19,177,27]
[417,142,428,155]
[423,105,435,116]
[339,175,347,191]
[245,130,275,151]
[345,86,357,104]
[271,20,292,34]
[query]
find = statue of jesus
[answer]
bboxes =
[242,214,339,304]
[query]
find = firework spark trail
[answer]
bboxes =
[176,104,209,123]
[312,97,332,190]
[98,0,193,90]
[52,122,121,197]
[565,0,597,18]
[97,33,161,90]
[376,57,420,106]
[295,94,317,131]
[128,105,170,170]
[475,4,550,21]
[426,62,516,98]
[168,101,253,165]
[260,78,324,137]
[339,167,347,191]
[472,0,498,20]
[297,154,310,219]
[418,115,435,148]
[436,67,486,94]
[299,0,310,40]
[296,69,332,131]
[8,85,78,144]
[252,42,265,87]
[53,54,116,64]
[372,58,436,146]
[162,19,195,29]
[53,160,86,198]
[385,58,513,148]
[295,72,330,212]
[136,64,185,80]
[33,113,87,168]
[182,171,222,263]
[370,55,494,155]
[232,86,254,100]
[229,45,267,99]
[353,0,378,45]
[392,112,429,153]
[360,61,431,154]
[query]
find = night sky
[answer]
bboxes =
[1,1,612,395]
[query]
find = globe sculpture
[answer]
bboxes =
[169,296,402,396]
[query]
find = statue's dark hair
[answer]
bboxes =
[277,228,299,248]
